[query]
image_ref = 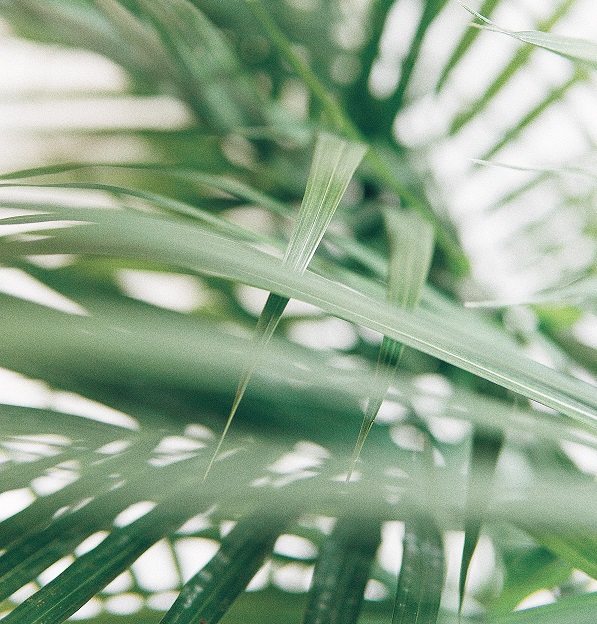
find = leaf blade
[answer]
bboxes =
[160,513,286,624]
[1,208,596,429]
[350,211,434,476]
[461,3,597,70]
[204,132,366,478]
[392,517,444,624]
[303,517,381,624]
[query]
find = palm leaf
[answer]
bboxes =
[0,1,595,621]
[1,207,595,428]
[160,513,287,624]
[392,517,444,624]
[458,429,504,614]
[203,132,366,477]
[302,517,381,624]
[462,3,597,69]
[451,0,576,133]
[350,211,434,476]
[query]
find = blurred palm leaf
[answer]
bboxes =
[0,0,596,623]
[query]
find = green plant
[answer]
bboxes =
[0,1,596,622]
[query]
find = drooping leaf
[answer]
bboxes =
[350,211,434,476]
[303,516,381,624]
[462,4,597,70]
[0,179,261,243]
[204,132,366,478]
[1,208,596,430]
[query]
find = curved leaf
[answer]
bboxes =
[1,207,596,430]
[462,4,597,69]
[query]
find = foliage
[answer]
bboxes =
[0,1,596,623]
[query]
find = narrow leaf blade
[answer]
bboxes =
[160,513,286,624]
[393,517,444,624]
[461,3,597,69]
[284,133,367,273]
[205,132,365,478]
[350,211,434,475]
[451,0,576,133]
[303,517,381,624]
[458,429,504,614]
[1,500,195,624]
[2,207,596,428]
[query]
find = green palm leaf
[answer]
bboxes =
[462,4,597,69]
[350,211,434,477]
[203,132,366,478]
[1,207,595,428]
[0,1,595,621]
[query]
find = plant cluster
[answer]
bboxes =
[0,1,596,623]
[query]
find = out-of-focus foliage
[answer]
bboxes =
[0,1,596,623]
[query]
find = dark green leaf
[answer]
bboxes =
[392,517,444,624]
[303,517,381,624]
[160,513,287,624]
[459,429,504,613]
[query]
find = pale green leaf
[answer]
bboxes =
[466,275,597,309]
[246,0,467,272]
[451,0,576,133]
[392,517,444,624]
[204,132,366,478]
[284,133,367,274]
[349,211,434,477]
[1,207,596,429]
[461,3,597,69]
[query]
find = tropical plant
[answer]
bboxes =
[0,1,596,623]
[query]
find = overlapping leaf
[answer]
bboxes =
[204,132,366,477]
[1,207,595,429]
[350,211,434,476]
